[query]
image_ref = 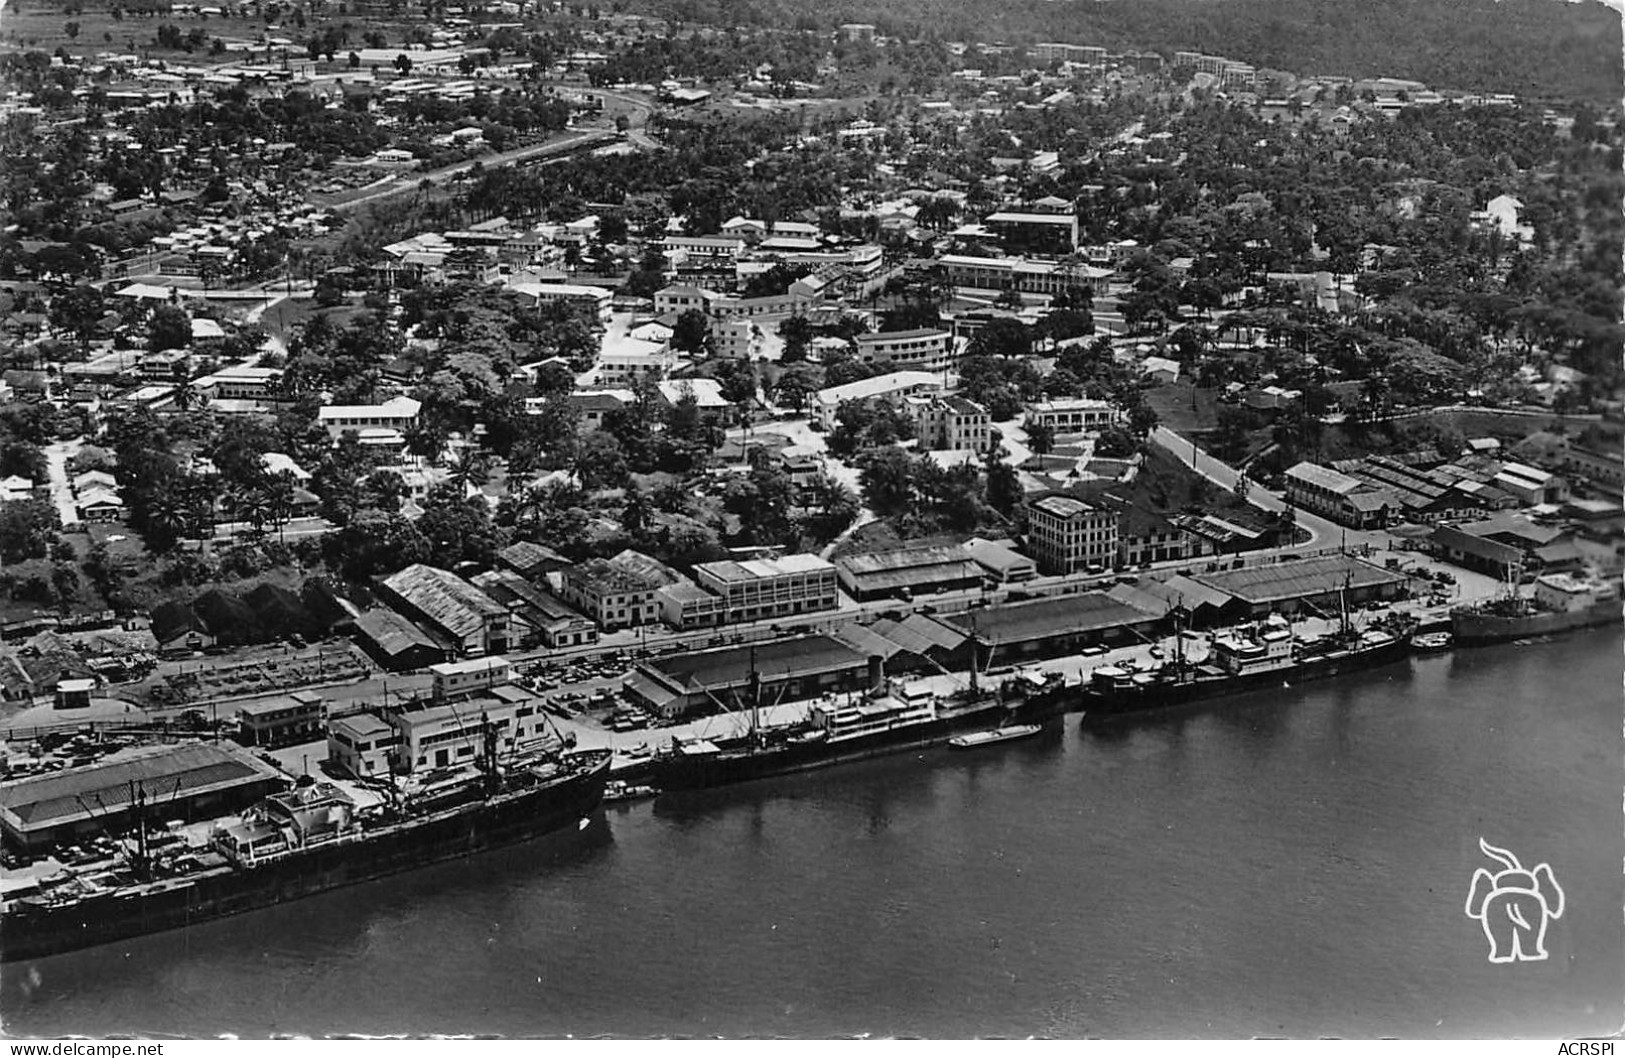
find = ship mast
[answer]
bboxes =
[747,644,762,748]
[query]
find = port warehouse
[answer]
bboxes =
[625,635,878,718]
[834,544,988,602]
[1186,555,1408,618]
[0,742,288,856]
[620,555,1406,718]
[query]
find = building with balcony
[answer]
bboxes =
[853,328,955,372]
[1283,461,1399,529]
[1024,398,1120,434]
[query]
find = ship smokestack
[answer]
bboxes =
[868,654,884,694]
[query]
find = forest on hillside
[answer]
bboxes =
[631,0,1622,103]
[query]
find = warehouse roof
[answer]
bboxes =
[836,546,985,593]
[353,608,444,659]
[644,635,866,691]
[946,592,1156,645]
[1192,555,1404,606]
[496,540,568,576]
[382,565,507,640]
[0,742,285,833]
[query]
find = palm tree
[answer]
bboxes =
[448,446,491,494]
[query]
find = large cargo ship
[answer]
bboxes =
[1,737,611,963]
[1080,611,1415,718]
[1451,572,1621,644]
[651,669,1067,792]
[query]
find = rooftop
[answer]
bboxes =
[644,634,867,691]
[1192,555,1405,605]
[353,608,444,658]
[0,742,285,833]
[381,565,508,639]
[946,592,1156,645]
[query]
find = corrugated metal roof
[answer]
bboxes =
[353,608,443,657]
[1192,556,1403,605]
[946,592,1155,645]
[0,743,283,831]
[382,565,507,640]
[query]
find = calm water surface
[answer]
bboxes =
[3,629,1620,1038]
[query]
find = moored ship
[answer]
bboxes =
[651,667,1067,792]
[1451,572,1621,644]
[1081,608,1415,719]
[1,733,611,963]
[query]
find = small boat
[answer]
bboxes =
[1410,631,1453,653]
[948,723,1046,749]
[603,780,658,803]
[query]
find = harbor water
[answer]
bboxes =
[3,629,1620,1038]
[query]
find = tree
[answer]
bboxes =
[858,447,921,518]
[778,314,812,364]
[0,497,58,564]
[394,53,412,74]
[348,50,359,68]
[670,309,710,356]
[324,509,430,579]
[1025,418,1055,457]
[575,429,628,490]
[773,363,822,413]
[64,21,80,37]
[983,449,1020,516]
[797,473,859,544]
[147,305,191,352]
[416,483,502,567]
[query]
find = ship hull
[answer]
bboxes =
[1,755,611,963]
[1083,636,1414,719]
[1451,598,1622,645]
[654,695,1061,792]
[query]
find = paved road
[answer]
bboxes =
[323,90,654,214]
[324,128,619,214]
[1148,424,1390,552]
[42,439,83,528]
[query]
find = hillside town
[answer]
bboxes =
[0,0,1620,980]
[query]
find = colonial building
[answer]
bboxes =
[1025,493,1119,574]
[853,328,955,372]
[1283,461,1398,529]
[558,558,661,631]
[913,396,993,453]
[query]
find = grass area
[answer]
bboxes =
[257,296,370,345]
[1147,381,1222,436]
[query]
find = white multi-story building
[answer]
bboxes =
[914,396,992,453]
[853,328,955,372]
[1025,493,1119,574]
[812,370,944,430]
[509,282,613,323]
[1025,398,1120,434]
[317,395,422,441]
[430,657,512,700]
[939,254,1109,296]
[692,553,839,623]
